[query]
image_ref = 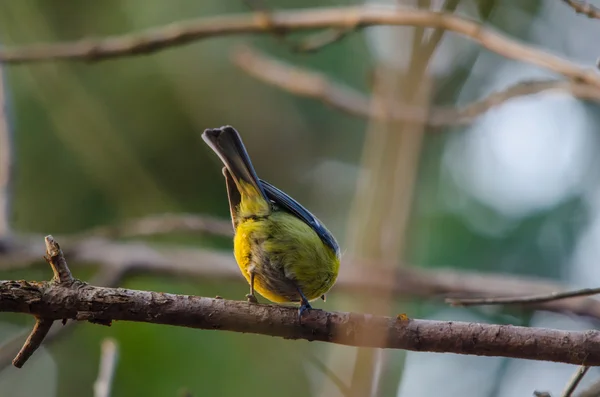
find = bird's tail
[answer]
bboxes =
[202,126,269,213]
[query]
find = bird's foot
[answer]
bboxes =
[246,293,258,303]
[298,301,312,322]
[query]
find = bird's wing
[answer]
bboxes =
[259,179,340,257]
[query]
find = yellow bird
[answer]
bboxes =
[202,126,340,318]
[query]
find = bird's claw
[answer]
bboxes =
[246,294,258,303]
[298,301,312,322]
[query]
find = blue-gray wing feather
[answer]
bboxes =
[259,179,340,257]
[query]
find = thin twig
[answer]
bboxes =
[446,287,600,307]
[0,5,598,88]
[232,46,600,127]
[563,0,600,19]
[0,266,125,371]
[11,318,53,368]
[94,338,119,397]
[11,234,75,368]
[45,235,74,284]
[561,365,590,397]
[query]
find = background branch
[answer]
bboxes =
[0,5,597,90]
[232,46,600,127]
[447,287,600,307]
[561,365,590,397]
[94,338,119,397]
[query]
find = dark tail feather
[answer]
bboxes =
[202,126,267,201]
[222,167,241,229]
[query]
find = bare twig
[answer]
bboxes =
[446,287,600,307]
[563,0,600,19]
[561,365,590,397]
[11,234,75,368]
[94,338,119,397]
[45,235,74,284]
[0,266,126,371]
[0,5,598,88]
[232,46,600,127]
[11,318,53,368]
[2,276,600,366]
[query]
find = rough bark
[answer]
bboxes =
[0,279,597,366]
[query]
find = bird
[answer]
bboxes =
[202,125,340,319]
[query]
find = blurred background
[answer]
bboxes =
[0,0,599,396]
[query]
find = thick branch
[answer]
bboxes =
[233,46,600,127]
[0,5,598,88]
[0,280,598,366]
[3,234,600,320]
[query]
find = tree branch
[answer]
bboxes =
[446,287,600,307]
[232,46,600,127]
[562,0,600,19]
[3,232,600,321]
[1,277,599,366]
[0,5,598,88]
